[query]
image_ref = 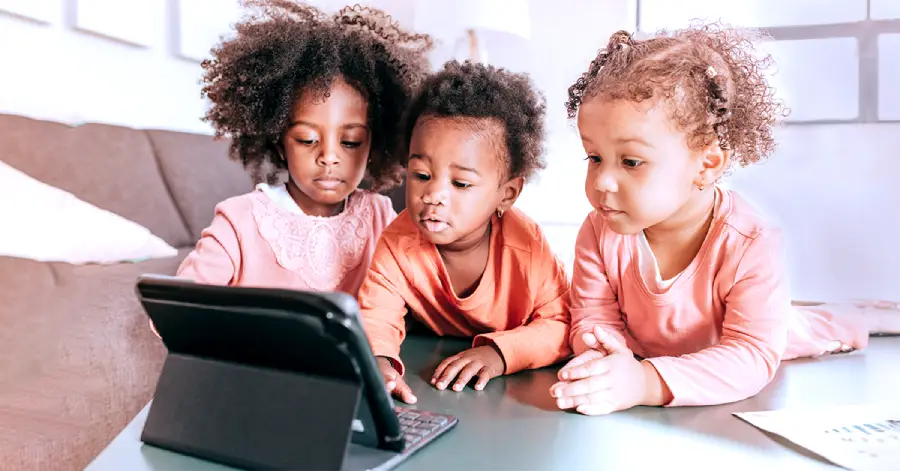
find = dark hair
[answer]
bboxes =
[403,60,547,181]
[201,0,433,191]
[566,22,789,169]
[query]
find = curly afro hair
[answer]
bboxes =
[201,0,433,191]
[566,22,789,170]
[403,60,547,182]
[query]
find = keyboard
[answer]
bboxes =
[394,407,454,451]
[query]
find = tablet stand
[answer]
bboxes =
[141,353,362,470]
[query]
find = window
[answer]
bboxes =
[761,38,859,121]
[879,34,900,120]
[871,0,900,20]
[637,0,900,124]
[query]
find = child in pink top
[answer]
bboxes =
[174,1,432,296]
[549,25,900,414]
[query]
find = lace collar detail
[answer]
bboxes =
[250,188,373,291]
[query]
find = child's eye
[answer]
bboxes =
[623,158,643,168]
[296,139,316,145]
[584,155,601,164]
[452,181,471,189]
[412,172,430,181]
[341,141,363,149]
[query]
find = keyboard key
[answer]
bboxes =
[420,422,440,432]
[404,433,422,444]
[425,416,448,425]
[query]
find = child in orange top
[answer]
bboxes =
[174,1,432,296]
[549,25,900,415]
[358,61,571,404]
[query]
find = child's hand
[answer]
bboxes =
[572,328,614,356]
[376,357,417,404]
[431,346,504,392]
[549,327,647,415]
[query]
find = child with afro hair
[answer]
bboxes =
[549,23,900,416]
[358,61,572,404]
[175,0,433,297]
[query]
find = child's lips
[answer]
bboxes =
[423,220,449,233]
[420,215,449,233]
[596,204,623,216]
[313,178,344,190]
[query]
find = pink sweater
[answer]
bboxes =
[176,188,396,296]
[570,188,868,407]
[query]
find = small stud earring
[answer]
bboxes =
[496,209,504,218]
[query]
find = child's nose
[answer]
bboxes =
[316,140,340,166]
[593,168,618,193]
[422,180,449,205]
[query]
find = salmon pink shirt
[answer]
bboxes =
[570,187,868,406]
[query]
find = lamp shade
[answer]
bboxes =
[413,0,531,42]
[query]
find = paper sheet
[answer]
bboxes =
[735,403,900,470]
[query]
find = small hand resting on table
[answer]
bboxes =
[377,357,418,404]
[550,326,673,415]
[431,346,505,392]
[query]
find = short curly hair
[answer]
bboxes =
[403,60,547,181]
[201,0,433,191]
[566,22,789,169]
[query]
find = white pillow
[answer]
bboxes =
[0,160,178,264]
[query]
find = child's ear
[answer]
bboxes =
[696,143,729,187]
[497,176,524,214]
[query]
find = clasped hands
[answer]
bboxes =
[550,326,663,415]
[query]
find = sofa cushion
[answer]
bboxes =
[146,130,254,242]
[0,114,193,248]
[0,160,178,264]
[0,250,188,470]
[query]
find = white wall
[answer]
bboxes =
[729,124,900,302]
[0,0,416,133]
[0,0,228,134]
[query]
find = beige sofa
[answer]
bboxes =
[0,113,403,470]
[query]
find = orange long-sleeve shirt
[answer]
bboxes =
[358,208,572,376]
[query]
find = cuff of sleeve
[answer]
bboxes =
[569,327,585,352]
[643,357,680,407]
[569,327,593,355]
[372,345,405,377]
[473,333,521,375]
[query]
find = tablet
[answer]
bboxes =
[135,274,457,470]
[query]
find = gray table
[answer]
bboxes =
[87,336,900,470]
